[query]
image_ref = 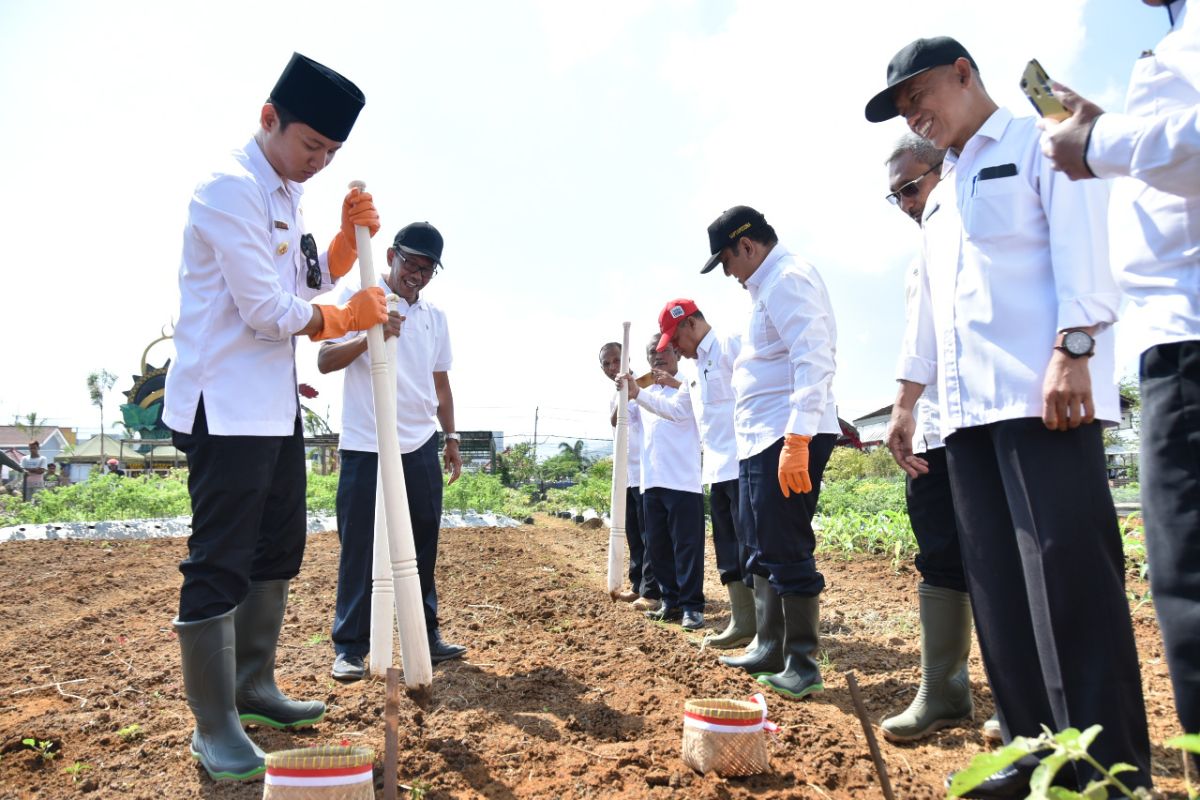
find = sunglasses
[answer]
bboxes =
[300,233,321,289]
[886,161,943,206]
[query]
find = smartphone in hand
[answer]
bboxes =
[1020,59,1070,121]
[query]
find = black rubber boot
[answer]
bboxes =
[719,575,784,677]
[428,628,467,664]
[234,580,325,729]
[174,609,265,781]
[703,580,756,649]
[757,594,823,699]
[881,584,973,741]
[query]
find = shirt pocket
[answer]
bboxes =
[963,175,1035,245]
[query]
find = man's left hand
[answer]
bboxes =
[1042,350,1095,431]
[444,440,463,484]
[1038,81,1105,181]
[652,369,681,389]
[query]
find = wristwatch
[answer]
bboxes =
[444,432,461,442]
[1055,329,1095,359]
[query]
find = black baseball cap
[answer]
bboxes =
[270,52,365,142]
[701,206,768,274]
[864,37,977,123]
[393,222,444,267]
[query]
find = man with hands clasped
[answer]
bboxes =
[319,221,467,683]
[867,36,1150,796]
[163,53,387,782]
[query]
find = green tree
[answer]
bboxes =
[86,370,117,465]
[12,411,47,442]
[496,442,538,486]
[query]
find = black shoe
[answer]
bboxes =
[331,653,365,682]
[681,610,705,630]
[428,629,467,664]
[945,765,1030,799]
[645,605,683,623]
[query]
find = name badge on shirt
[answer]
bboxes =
[273,220,290,230]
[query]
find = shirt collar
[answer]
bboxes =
[244,137,304,199]
[696,328,716,357]
[944,107,1013,170]
[745,243,785,291]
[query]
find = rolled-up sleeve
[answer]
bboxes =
[766,271,836,437]
[636,381,692,422]
[192,176,313,341]
[1088,107,1200,196]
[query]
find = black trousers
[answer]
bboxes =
[945,418,1151,789]
[642,487,705,612]
[625,486,659,598]
[709,478,745,585]
[173,397,307,622]
[331,438,443,657]
[905,447,968,593]
[1140,341,1200,767]
[738,433,835,597]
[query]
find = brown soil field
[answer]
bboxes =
[0,515,1189,799]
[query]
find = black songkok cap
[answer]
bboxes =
[269,52,365,142]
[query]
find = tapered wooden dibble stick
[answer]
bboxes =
[350,180,433,698]
[368,295,402,676]
[845,671,896,800]
[607,321,631,597]
[384,668,400,800]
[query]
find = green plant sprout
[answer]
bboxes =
[62,761,91,783]
[117,723,143,742]
[22,738,57,762]
[1164,734,1200,800]
[948,725,1154,799]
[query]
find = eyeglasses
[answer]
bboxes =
[396,251,439,278]
[885,161,943,206]
[300,233,321,289]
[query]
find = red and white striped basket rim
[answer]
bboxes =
[265,762,374,787]
[682,693,778,734]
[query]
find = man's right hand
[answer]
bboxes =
[310,286,388,341]
[886,406,929,478]
[618,372,640,400]
[382,310,405,341]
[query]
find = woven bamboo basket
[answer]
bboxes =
[681,698,770,777]
[262,746,375,800]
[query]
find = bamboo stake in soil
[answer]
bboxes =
[845,671,896,800]
[384,667,400,800]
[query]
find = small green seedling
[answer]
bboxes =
[1164,734,1200,800]
[305,633,328,646]
[117,723,143,742]
[22,738,57,762]
[62,761,91,783]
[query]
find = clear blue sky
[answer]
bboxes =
[0,0,1171,450]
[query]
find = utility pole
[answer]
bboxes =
[532,406,539,488]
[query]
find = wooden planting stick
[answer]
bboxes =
[845,671,896,800]
[606,321,631,598]
[384,667,399,800]
[351,181,432,696]
[368,296,402,677]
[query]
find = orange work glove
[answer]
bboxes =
[778,433,812,498]
[310,286,388,341]
[327,188,381,279]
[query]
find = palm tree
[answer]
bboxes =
[86,370,117,466]
[12,411,47,444]
[557,439,590,468]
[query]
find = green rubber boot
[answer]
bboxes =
[880,583,973,742]
[175,609,265,781]
[703,580,756,650]
[234,580,325,729]
[719,576,784,677]
[757,594,823,700]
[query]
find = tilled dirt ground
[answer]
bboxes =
[0,515,1188,799]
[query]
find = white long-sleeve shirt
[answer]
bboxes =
[908,108,1120,439]
[610,394,643,488]
[638,377,703,494]
[1087,0,1200,355]
[333,278,452,454]
[896,257,943,452]
[164,138,336,436]
[635,329,741,485]
[731,245,840,460]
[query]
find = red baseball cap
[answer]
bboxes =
[656,298,698,352]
